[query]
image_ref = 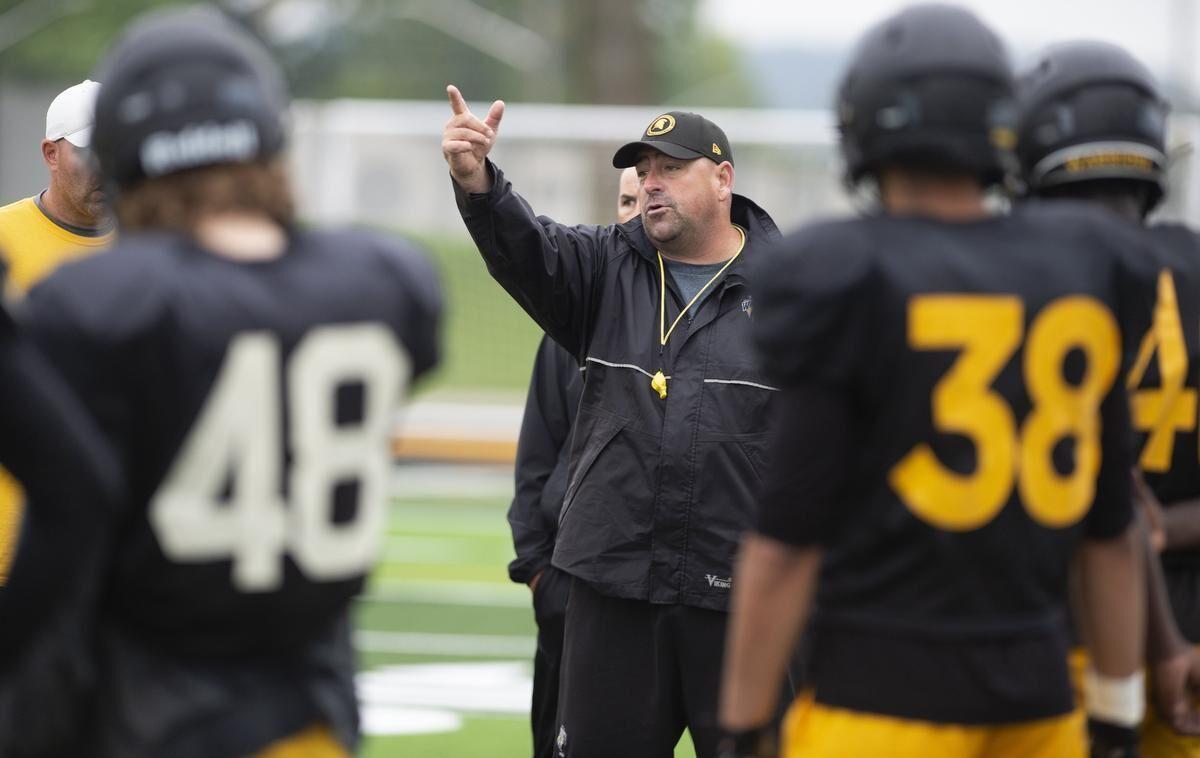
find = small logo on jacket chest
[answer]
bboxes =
[740,297,753,319]
[705,574,732,589]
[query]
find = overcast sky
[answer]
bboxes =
[700,0,1198,84]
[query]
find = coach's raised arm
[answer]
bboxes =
[442,85,795,756]
[442,84,608,357]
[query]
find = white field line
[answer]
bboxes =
[359,706,463,736]
[391,462,515,499]
[393,402,523,441]
[356,630,535,658]
[358,662,532,718]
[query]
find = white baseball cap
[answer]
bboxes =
[45,79,101,148]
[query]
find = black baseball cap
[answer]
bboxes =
[612,111,734,168]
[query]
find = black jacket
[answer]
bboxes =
[508,335,582,584]
[456,163,781,611]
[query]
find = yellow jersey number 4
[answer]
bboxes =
[1127,269,1197,472]
[889,294,1121,532]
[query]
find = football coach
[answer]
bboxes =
[442,86,786,757]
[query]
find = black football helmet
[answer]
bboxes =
[836,4,1016,186]
[91,6,289,191]
[1016,40,1168,213]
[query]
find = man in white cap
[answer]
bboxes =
[0,79,114,293]
[0,80,115,587]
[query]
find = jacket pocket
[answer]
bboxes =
[679,435,768,601]
[558,410,627,528]
[698,368,779,438]
[689,433,770,555]
[736,440,767,483]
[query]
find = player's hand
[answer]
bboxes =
[1088,718,1139,758]
[528,570,543,593]
[1151,647,1200,736]
[442,84,504,194]
[716,725,777,758]
[1133,469,1166,552]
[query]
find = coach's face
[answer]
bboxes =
[636,148,732,248]
[45,139,107,223]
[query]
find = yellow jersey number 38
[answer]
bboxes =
[889,293,1121,532]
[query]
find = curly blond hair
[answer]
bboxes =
[116,160,294,233]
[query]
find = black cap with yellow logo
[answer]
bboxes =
[612,111,734,168]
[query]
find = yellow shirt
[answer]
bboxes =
[0,195,114,293]
[0,195,113,580]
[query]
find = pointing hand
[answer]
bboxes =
[442,84,505,194]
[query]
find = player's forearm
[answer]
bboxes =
[1140,508,1190,662]
[1162,501,1200,550]
[719,534,820,731]
[1076,525,1145,678]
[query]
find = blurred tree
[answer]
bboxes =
[0,0,170,82]
[0,0,758,107]
[562,0,652,104]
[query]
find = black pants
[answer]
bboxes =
[530,567,571,758]
[555,577,795,758]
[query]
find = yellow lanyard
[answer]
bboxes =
[650,224,746,399]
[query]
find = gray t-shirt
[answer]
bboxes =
[664,258,730,316]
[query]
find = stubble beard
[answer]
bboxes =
[645,210,693,254]
[74,180,110,227]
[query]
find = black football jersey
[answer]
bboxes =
[24,227,441,658]
[1126,222,1200,641]
[1130,224,1200,506]
[752,200,1155,724]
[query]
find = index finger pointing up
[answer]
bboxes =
[446,85,470,116]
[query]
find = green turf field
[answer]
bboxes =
[408,233,542,395]
[357,471,698,757]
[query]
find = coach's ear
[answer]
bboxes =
[715,161,735,201]
[41,139,60,171]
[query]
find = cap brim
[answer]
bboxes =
[63,127,92,148]
[612,140,706,168]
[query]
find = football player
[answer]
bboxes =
[718,5,1155,758]
[1017,39,1200,755]
[5,7,441,757]
[0,265,121,758]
